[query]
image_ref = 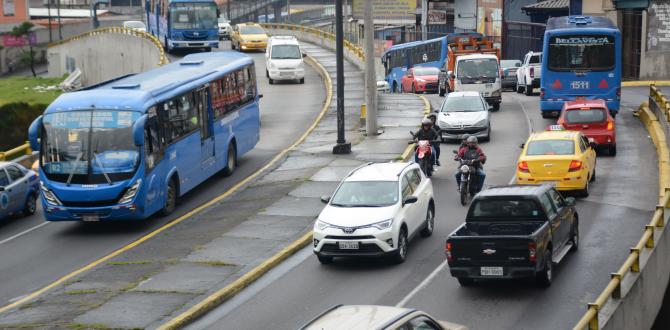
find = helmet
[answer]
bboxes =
[461,133,471,142]
[466,136,478,144]
[421,118,432,128]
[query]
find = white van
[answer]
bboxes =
[452,54,502,111]
[265,36,305,84]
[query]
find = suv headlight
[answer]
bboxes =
[40,181,62,206]
[118,179,142,205]
[315,220,332,231]
[474,119,488,127]
[439,120,452,128]
[415,78,426,83]
[369,219,393,230]
[491,90,501,97]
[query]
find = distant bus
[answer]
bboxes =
[381,33,483,93]
[145,0,220,52]
[28,52,261,221]
[540,15,621,118]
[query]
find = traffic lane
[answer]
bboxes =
[0,43,325,306]
[186,94,530,330]
[0,203,44,244]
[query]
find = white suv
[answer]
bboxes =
[313,162,435,264]
[265,36,305,84]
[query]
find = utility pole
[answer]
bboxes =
[333,0,351,154]
[421,0,427,40]
[227,0,231,20]
[364,0,377,136]
[47,0,52,43]
[57,0,62,40]
[286,0,290,23]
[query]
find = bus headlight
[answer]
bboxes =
[119,179,142,205]
[40,181,62,206]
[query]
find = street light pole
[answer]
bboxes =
[364,0,377,136]
[57,0,62,40]
[421,0,427,41]
[47,0,52,43]
[332,0,351,154]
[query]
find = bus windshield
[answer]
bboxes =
[271,45,301,59]
[457,58,498,79]
[170,2,217,30]
[42,111,141,184]
[548,35,615,71]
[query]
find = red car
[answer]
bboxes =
[401,67,440,93]
[557,99,617,155]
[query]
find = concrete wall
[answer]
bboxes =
[640,3,670,80]
[47,31,163,86]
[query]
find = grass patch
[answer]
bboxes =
[65,289,97,295]
[107,260,153,266]
[193,260,235,267]
[0,76,63,106]
[67,323,110,330]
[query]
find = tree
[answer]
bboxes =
[10,22,36,77]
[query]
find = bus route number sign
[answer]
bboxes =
[570,81,590,89]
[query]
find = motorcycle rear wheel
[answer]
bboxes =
[460,182,468,205]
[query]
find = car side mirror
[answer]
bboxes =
[0,187,4,192]
[302,53,307,58]
[320,196,331,204]
[565,197,576,206]
[258,94,263,99]
[519,143,525,149]
[132,114,147,147]
[403,195,418,206]
[488,105,493,111]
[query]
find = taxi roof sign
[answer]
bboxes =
[548,125,565,131]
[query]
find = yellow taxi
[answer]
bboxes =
[231,23,268,51]
[516,127,596,196]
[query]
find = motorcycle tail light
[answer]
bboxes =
[568,160,582,172]
[518,161,529,173]
[528,242,537,264]
[607,120,614,131]
[446,242,453,262]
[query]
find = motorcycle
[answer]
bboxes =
[453,149,481,206]
[409,132,436,177]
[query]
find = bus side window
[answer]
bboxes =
[145,113,162,171]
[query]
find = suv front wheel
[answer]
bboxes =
[392,229,408,264]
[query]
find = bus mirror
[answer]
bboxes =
[28,115,42,152]
[133,114,147,147]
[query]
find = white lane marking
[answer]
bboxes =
[0,222,50,246]
[396,260,448,308]
[509,93,535,185]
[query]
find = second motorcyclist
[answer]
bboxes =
[454,136,487,192]
[412,117,440,167]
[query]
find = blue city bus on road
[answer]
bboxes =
[540,16,621,117]
[28,52,261,221]
[381,33,483,93]
[145,0,220,52]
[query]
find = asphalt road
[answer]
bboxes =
[0,41,325,307]
[188,89,658,330]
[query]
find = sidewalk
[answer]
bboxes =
[0,43,426,330]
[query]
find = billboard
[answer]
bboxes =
[428,1,449,25]
[648,0,670,51]
[352,0,416,25]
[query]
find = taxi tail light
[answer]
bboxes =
[529,67,535,79]
[446,242,453,262]
[607,120,614,131]
[568,160,583,172]
[529,242,537,264]
[518,161,530,173]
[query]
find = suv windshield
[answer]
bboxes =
[548,35,615,71]
[271,44,301,59]
[239,25,265,35]
[469,198,544,219]
[41,110,141,184]
[457,58,498,79]
[441,95,485,112]
[331,181,398,207]
[170,2,217,30]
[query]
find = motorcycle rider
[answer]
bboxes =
[454,136,487,192]
[427,113,442,166]
[412,117,440,167]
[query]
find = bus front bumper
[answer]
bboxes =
[170,40,219,49]
[42,199,144,221]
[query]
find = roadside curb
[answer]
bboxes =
[399,95,432,161]
[623,81,670,87]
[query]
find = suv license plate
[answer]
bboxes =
[82,214,100,222]
[480,267,503,276]
[338,241,359,250]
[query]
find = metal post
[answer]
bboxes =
[47,0,53,43]
[421,0,427,40]
[364,0,377,136]
[286,0,290,23]
[227,0,231,20]
[57,0,62,40]
[333,0,351,154]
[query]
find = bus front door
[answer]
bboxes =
[196,86,215,168]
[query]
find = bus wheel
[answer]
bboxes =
[161,178,177,216]
[222,144,237,176]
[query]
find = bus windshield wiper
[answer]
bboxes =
[66,152,84,186]
[93,153,112,185]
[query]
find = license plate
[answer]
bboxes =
[280,72,292,77]
[82,214,99,222]
[338,241,359,250]
[480,267,503,276]
[485,83,493,88]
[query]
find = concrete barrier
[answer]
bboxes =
[46,27,168,87]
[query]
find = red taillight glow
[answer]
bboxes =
[540,88,545,98]
[518,161,529,173]
[529,242,537,264]
[446,242,453,262]
[569,160,583,172]
[530,67,535,78]
[607,120,614,131]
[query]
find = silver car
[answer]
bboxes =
[436,91,491,142]
[0,162,39,220]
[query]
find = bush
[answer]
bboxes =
[0,102,48,150]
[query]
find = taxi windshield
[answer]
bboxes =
[565,109,606,124]
[526,140,575,156]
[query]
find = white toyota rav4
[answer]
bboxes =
[313,162,435,264]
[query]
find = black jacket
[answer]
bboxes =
[413,128,440,142]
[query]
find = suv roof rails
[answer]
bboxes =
[345,162,374,179]
[397,162,414,177]
[298,304,343,330]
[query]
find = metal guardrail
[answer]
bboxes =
[573,85,670,329]
[48,27,169,67]
[0,143,32,161]
[259,22,365,61]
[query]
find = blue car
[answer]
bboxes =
[0,162,39,220]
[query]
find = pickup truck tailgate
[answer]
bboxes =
[450,238,532,265]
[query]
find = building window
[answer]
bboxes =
[3,0,15,16]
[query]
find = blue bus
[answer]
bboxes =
[145,0,220,52]
[540,16,621,117]
[28,52,261,221]
[381,33,483,93]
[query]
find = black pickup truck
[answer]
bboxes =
[445,184,578,287]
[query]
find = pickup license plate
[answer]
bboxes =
[480,267,503,276]
[82,214,99,222]
[338,241,359,250]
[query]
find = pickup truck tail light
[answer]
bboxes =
[528,242,537,264]
[446,242,453,262]
[607,120,614,131]
[517,161,529,173]
[568,160,583,172]
[529,67,535,79]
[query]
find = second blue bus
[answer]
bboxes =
[28,52,261,221]
[540,15,621,117]
[145,0,220,52]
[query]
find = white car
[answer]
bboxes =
[218,17,232,40]
[436,91,491,142]
[313,162,435,264]
[123,20,146,32]
[265,36,305,84]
